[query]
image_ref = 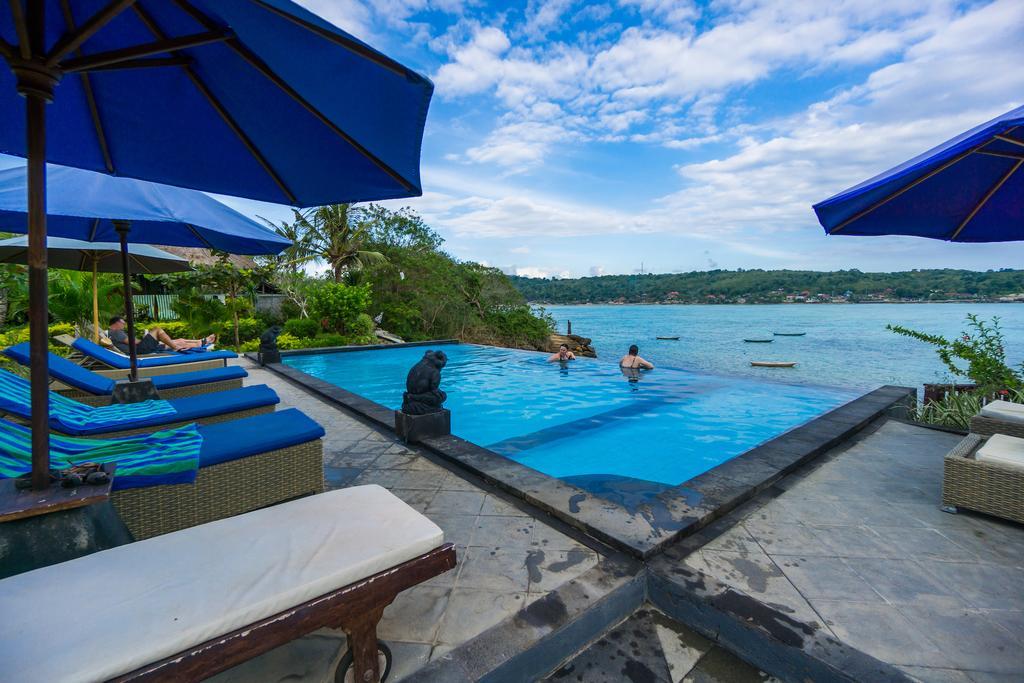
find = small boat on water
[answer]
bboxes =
[751,361,797,368]
[773,331,806,336]
[656,336,680,340]
[743,338,773,343]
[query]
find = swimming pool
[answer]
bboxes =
[284,344,858,489]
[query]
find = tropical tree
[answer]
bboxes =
[256,215,315,274]
[292,204,386,282]
[48,270,127,332]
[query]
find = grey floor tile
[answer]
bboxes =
[897,604,1024,674]
[526,547,598,593]
[479,494,531,516]
[809,600,952,668]
[456,546,530,592]
[982,609,1024,645]
[387,641,435,682]
[426,490,487,516]
[702,525,761,554]
[741,520,831,556]
[355,468,443,491]
[870,527,978,562]
[896,666,973,683]
[435,588,529,645]
[378,585,451,643]
[922,562,1024,610]
[846,557,969,608]
[809,524,899,559]
[470,515,537,548]
[772,555,883,602]
[388,488,436,513]
[685,549,823,627]
[430,514,478,547]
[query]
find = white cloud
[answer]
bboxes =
[515,266,571,278]
[511,246,531,253]
[589,265,606,276]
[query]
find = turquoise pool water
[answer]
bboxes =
[285,344,857,488]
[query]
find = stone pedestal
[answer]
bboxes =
[395,409,451,443]
[258,350,281,365]
[111,378,160,404]
[0,501,133,580]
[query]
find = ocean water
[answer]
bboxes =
[285,344,854,487]
[543,303,1024,390]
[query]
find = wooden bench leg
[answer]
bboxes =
[342,605,387,683]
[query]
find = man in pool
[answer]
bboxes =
[548,343,576,362]
[619,344,654,370]
[107,316,216,355]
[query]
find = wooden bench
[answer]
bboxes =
[0,485,456,682]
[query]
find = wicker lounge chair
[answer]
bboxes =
[55,334,237,378]
[4,343,247,405]
[0,408,326,539]
[0,369,278,438]
[942,432,1024,524]
[968,399,1024,438]
[0,486,456,683]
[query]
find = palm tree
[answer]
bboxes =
[257,215,316,274]
[292,204,386,282]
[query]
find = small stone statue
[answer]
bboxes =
[401,350,447,415]
[258,325,282,365]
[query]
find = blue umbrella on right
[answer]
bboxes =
[814,104,1024,241]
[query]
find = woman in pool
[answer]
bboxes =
[548,343,576,362]
[619,344,654,370]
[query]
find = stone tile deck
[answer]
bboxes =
[210,359,602,682]
[669,420,1024,683]
[545,607,778,683]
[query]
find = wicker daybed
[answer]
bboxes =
[942,432,1024,524]
[114,410,326,539]
[54,334,236,378]
[968,399,1024,439]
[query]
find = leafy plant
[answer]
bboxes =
[888,314,1023,391]
[910,387,1024,430]
[291,204,387,282]
[283,317,320,339]
[307,282,371,334]
[48,271,128,331]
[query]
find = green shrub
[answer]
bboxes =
[233,317,263,342]
[308,282,371,335]
[353,313,375,338]
[157,321,191,339]
[888,314,1023,392]
[283,317,320,339]
[47,322,75,339]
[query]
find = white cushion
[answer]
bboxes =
[976,434,1024,470]
[979,400,1024,425]
[0,486,444,683]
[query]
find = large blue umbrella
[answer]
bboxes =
[814,104,1024,241]
[0,1,433,492]
[0,164,292,254]
[0,163,290,382]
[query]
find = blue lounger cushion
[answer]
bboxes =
[197,408,326,467]
[71,337,236,369]
[150,366,248,391]
[0,369,279,436]
[3,343,248,396]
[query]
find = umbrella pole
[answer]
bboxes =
[114,221,139,383]
[93,258,100,344]
[16,2,56,491]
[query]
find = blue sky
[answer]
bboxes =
[7,1,1024,277]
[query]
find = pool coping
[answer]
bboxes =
[251,343,916,558]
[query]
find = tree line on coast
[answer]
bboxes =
[511,269,1024,305]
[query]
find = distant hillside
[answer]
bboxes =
[511,269,1024,305]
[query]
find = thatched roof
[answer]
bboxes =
[157,247,256,269]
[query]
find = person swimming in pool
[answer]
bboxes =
[547,343,576,362]
[619,344,654,370]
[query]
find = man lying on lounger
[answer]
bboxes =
[107,316,216,355]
